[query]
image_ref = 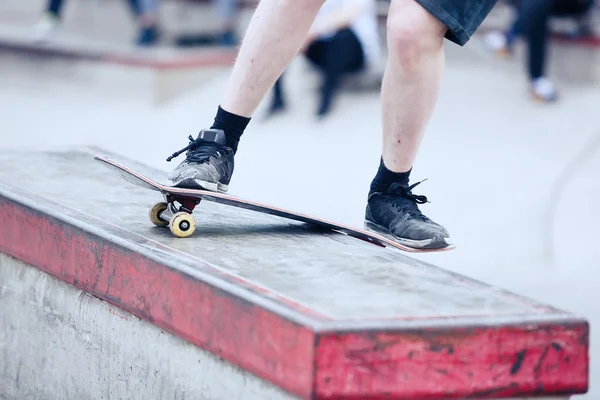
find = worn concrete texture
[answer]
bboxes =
[0,254,572,400]
[0,148,575,323]
[0,253,295,400]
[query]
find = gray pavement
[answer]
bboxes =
[1,1,600,398]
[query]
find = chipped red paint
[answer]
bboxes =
[315,324,589,399]
[0,194,590,399]
[0,198,315,399]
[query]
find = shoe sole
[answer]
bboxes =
[364,220,451,250]
[172,178,228,193]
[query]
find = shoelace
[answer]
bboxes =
[387,180,429,204]
[166,135,227,163]
[385,180,430,220]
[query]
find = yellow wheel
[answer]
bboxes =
[169,212,196,238]
[149,202,169,227]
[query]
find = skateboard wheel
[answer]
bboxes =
[169,212,196,238]
[149,202,169,227]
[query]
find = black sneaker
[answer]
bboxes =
[167,129,234,192]
[365,181,451,249]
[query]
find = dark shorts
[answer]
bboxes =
[415,0,500,46]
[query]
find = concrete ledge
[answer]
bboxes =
[0,148,590,399]
[0,253,294,400]
[0,24,238,69]
[0,24,237,104]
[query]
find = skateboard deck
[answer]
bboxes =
[94,155,454,253]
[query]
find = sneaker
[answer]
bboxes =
[482,30,512,58]
[530,77,558,103]
[33,12,59,42]
[365,181,451,249]
[167,129,234,192]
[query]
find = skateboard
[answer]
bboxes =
[94,155,455,253]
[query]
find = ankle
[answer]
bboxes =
[369,158,411,195]
[210,106,251,153]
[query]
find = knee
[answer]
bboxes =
[386,3,446,67]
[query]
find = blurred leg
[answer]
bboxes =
[518,0,557,101]
[214,0,238,45]
[519,0,552,80]
[314,29,365,116]
[136,0,160,46]
[126,0,142,16]
[47,0,64,17]
[138,0,159,21]
[268,74,286,114]
[34,0,64,41]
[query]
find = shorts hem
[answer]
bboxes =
[414,0,472,46]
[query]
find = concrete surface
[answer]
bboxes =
[0,253,573,400]
[0,148,580,322]
[0,253,294,400]
[0,149,587,400]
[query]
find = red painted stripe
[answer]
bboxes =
[315,323,589,399]
[0,197,315,398]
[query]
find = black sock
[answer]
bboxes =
[369,158,411,195]
[210,106,251,154]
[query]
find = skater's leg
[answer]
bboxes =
[379,0,446,173]
[366,0,499,249]
[220,0,327,117]
[168,0,326,191]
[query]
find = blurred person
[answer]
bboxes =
[266,0,382,118]
[136,0,161,45]
[215,0,239,46]
[484,0,595,102]
[165,0,501,250]
[34,0,161,46]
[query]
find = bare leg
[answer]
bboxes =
[364,0,450,250]
[220,0,327,117]
[381,0,447,173]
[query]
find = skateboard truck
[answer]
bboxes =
[149,194,201,238]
